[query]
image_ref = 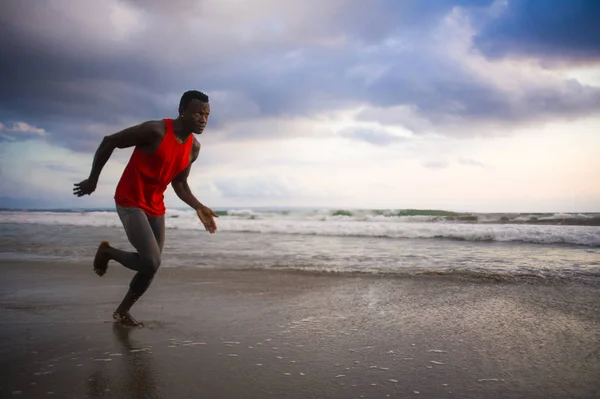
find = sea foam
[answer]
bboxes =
[1,210,598,247]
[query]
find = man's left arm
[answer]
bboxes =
[172,141,203,209]
[172,140,219,233]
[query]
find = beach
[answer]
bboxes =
[1,259,599,399]
[3,1,599,397]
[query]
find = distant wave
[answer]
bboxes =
[1,209,599,247]
[2,207,599,226]
[204,208,600,226]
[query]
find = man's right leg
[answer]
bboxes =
[93,205,162,326]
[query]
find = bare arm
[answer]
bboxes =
[171,140,203,210]
[89,120,163,183]
[73,120,163,197]
[171,139,219,233]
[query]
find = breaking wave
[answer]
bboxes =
[1,209,599,247]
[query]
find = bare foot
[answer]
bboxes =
[113,311,144,327]
[93,240,110,276]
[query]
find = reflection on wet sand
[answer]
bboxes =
[87,324,161,399]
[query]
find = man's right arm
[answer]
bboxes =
[74,120,163,197]
[88,120,162,184]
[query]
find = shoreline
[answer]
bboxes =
[1,260,599,398]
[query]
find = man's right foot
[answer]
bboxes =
[113,311,144,327]
[93,240,110,276]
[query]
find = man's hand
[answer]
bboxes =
[196,205,219,233]
[73,178,98,197]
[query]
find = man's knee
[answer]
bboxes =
[140,253,161,275]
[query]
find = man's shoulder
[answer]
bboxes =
[144,119,167,137]
[129,120,167,150]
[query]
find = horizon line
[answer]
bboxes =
[0,206,598,214]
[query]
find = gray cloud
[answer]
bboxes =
[338,127,405,146]
[1,0,598,153]
[40,162,82,174]
[0,122,45,135]
[0,122,47,144]
[0,123,48,148]
[356,70,600,135]
[473,0,600,64]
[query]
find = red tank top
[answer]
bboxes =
[114,118,193,216]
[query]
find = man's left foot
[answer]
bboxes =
[113,311,144,327]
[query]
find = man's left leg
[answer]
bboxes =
[114,213,166,326]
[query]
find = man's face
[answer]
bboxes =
[182,99,210,134]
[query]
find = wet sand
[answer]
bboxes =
[0,260,598,399]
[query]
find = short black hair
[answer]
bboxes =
[179,90,209,113]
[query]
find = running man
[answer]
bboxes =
[73,90,219,327]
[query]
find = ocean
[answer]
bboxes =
[1,208,599,284]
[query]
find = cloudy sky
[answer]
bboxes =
[1,0,599,212]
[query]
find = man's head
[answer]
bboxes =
[178,90,210,134]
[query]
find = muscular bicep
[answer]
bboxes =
[172,164,191,184]
[173,141,200,184]
[104,120,162,149]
